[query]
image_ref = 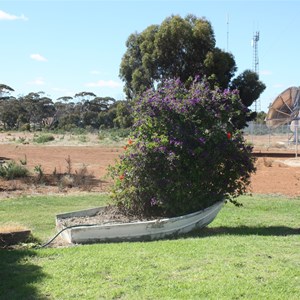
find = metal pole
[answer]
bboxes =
[268,126,271,148]
[296,121,298,158]
[250,121,254,145]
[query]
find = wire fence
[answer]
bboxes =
[243,122,299,154]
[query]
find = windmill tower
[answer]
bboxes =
[252,31,260,112]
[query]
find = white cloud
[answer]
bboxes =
[260,70,272,76]
[0,10,28,21]
[28,78,45,86]
[85,80,122,88]
[272,83,285,89]
[30,54,48,62]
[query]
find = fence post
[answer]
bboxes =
[295,121,298,158]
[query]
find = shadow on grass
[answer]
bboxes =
[184,225,300,239]
[0,249,48,300]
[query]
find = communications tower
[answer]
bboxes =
[252,31,260,112]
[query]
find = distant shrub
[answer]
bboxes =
[33,134,55,144]
[98,128,131,142]
[98,131,106,140]
[17,136,26,144]
[110,128,131,138]
[0,161,29,179]
[60,174,74,188]
[34,164,44,182]
[78,135,89,143]
[70,127,87,135]
[19,123,31,131]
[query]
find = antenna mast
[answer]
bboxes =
[252,31,260,112]
[226,14,229,52]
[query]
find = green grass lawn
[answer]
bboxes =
[0,194,299,299]
[0,194,110,241]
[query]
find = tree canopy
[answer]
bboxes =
[119,14,265,112]
[0,84,14,100]
[0,85,132,130]
[230,69,266,108]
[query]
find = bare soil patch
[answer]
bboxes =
[248,134,300,197]
[0,136,122,198]
[249,156,300,197]
[0,132,300,198]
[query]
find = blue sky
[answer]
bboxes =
[0,0,299,112]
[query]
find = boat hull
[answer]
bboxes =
[56,201,224,244]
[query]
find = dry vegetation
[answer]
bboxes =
[0,224,29,234]
[1,131,300,199]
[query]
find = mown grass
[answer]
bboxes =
[0,194,109,241]
[0,194,299,299]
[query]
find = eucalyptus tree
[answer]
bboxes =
[120,14,236,99]
[53,96,75,127]
[19,92,55,128]
[81,97,116,128]
[56,96,74,103]
[114,101,133,128]
[0,84,14,100]
[74,91,97,104]
[119,14,265,123]
[0,97,26,129]
[90,97,115,112]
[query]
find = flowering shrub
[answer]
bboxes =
[109,77,256,218]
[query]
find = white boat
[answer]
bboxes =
[55,200,224,244]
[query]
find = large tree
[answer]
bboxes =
[119,14,265,117]
[230,69,266,107]
[120,14,236,99]
[0,98,26,129]
[19,92,55,128]
[230,69,266,126]
[0,84,14,99]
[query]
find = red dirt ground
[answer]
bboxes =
[0,132,300,198]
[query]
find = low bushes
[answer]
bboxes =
[0,161,29,179]
[0,156,95,192]
[33,134,55,144]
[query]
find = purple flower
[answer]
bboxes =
[150,197,158,206]
[198,137,206,144]
[109,76,255,218]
